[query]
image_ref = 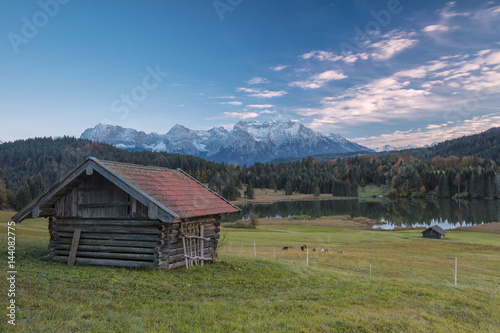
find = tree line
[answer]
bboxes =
[1,137,499,210]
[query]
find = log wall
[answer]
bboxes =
[48,216,222,269]
[155,217,221,270]
[49,217,160,267]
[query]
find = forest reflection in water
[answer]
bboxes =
[225,198,500,230]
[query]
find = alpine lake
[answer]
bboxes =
[225,197,500,230]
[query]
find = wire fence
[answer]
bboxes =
[220,241,500,288]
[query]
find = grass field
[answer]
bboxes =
[1,212,499,332]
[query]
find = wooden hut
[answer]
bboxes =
[12,157,240,269]
[421,225,446,239]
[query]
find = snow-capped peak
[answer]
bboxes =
[81,121,372,165]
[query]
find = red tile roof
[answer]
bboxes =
[100,160,240,219]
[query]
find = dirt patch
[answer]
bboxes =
[454,222,500,234]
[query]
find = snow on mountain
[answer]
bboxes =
[371,144,420,152]
[81,121,372,165]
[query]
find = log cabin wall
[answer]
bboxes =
[155,216,221,270]
[49,173,158,268]
[47,173,223,269]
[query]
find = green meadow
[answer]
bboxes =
[1,212,499,332]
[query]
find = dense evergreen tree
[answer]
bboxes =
[244,183,255,199]
[1,136,499,209]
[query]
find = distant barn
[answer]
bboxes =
[12,157,240,269]
[421,225,446,239]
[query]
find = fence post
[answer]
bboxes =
[455,257,457,286]
[254,241,256,257]
[273,246,276,259]
[306,248,309,267]
[240,242,243,256]
[370,263,372,277]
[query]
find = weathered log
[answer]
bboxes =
[54,250,155,261]
[214,227,220,233]
[52,256,154,268]
[56,244,155,254]
[53,225,160,234]
[156,246,214,257]
[156,249,214,262]
[156,260,188,270]
[214,220,221,227]
[160,230,217,239]
[56,238,158,248]
[156,244,214,255]
[54,219,161,227]
[56,232,159,241]
[67,229,82,266]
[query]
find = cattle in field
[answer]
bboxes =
[320,248,328,252]
[300,245,307,252]
[312,248,316,252]
[338,250,344,254]
[282,246,289,251]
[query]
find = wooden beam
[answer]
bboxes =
[32,206,40,218]
[78,202,131,209]
[67,229,81,266]
[148,203,159,220]
[53,256,154,268]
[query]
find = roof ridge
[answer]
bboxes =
[94,157,177,172]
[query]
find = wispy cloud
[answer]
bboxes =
[439,1,470,19]
[237,87,287,98]
[369,31,418,61]
[422,25,450,33]
[223,111,260,119]
[221,101,243,106]
[353,113,500,148]
[210,95,236,99]
[290,70,347,89]
[246,104,274,109]
[297,48,500,135]
[270,65,289,71]
[247,77,269,84]
[301,30,418,64]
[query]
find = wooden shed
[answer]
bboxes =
[12,157,240,269]
[421,225,446,239]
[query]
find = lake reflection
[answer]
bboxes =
[226,198,500,230]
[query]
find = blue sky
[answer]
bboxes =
[1,0,500,148]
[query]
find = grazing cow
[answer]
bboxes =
[282,246,289,251]
[338,250,344,254]
[300,245,307,252]
[312,248,316,252]
[320,248,328,252]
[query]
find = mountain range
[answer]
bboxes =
[80,121,372,165]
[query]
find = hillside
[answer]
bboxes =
[405,127,500,163]
[272,127,500,164]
